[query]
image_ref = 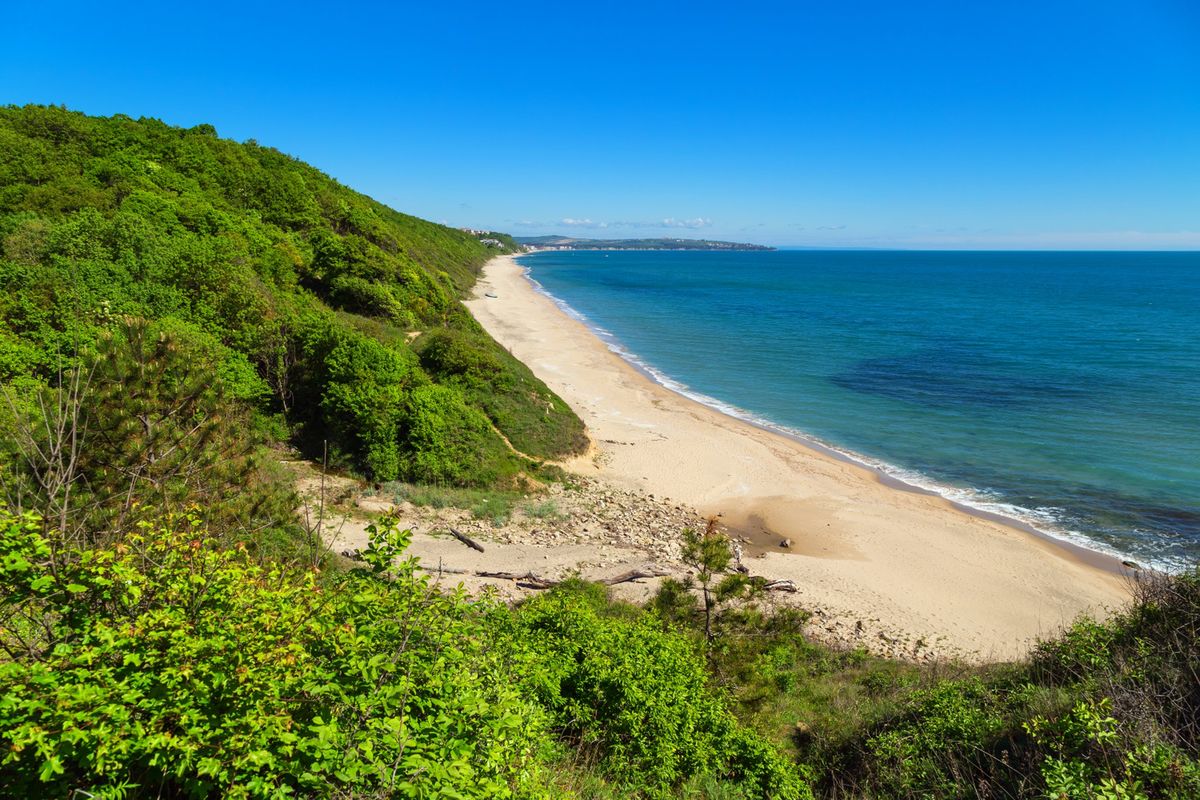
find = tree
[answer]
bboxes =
[682,516,733,642]
[5,319,298,548]
[657,516,759,647]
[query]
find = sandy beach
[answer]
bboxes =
[463,253,1132,661]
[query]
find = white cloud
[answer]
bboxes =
[511,216,715,232]
[658,217,712,229]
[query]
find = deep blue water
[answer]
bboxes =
[520,250,1200,569]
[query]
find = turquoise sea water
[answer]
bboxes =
[519,250,1200,570]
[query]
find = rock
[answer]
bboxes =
[779,538,793,549]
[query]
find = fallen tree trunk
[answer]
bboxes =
[599,567,672,585]
[418,565,675,591]
[448,527,485,553]
[475,570,557,590]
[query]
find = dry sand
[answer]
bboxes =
[462,254,1132,661]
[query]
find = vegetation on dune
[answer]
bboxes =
[0,104,582,491]
[645,531,1200,800]
[4,488,1198,798]
[0,509,810,799]
[413,327,587,461]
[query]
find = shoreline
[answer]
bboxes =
[519,254,1134,574]
[466,254,1132,660]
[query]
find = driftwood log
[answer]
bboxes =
[447,527,485,553]
[421,565,674,591]
[475,570,557,590]
[761,579,798,593]
[599,567,672,585]
[419,560,795,595]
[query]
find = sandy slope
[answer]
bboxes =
[463,254,1132,661]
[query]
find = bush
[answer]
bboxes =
[812,571,1200,799]
[2,320,302,554]
[862,677,1021,797]
[319,330,422,481]
[0,508,557,798]
[401,383,517,486]
[0,509,817,800]
[515,585,812,799]
[415,328,588,460]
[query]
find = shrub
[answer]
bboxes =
[861,677,1024,797]
[414,328,588,460]
[319,330,422,481]
[0,508,556,798]
[3,320,302,553]
[515,586,812,799]
[817,571,1200,799]
[401,383,517,486]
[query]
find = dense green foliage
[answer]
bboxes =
[0,508,810,799]
[0,104,584,488]
[642,529,1200,800]
[513,581,810,799]
[0,510,554,798]
[0,318,305,557]
[413,328,587,460]
[3,488,1199,799]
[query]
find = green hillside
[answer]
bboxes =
[0,105,585,490]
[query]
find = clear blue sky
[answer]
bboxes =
[4,0,1198,248]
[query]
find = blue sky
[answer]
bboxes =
[4,0,1198,248]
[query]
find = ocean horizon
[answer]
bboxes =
[519,249,1200,571]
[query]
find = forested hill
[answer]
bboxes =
[0,105,586,486]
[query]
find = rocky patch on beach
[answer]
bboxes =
[462,478,699,563]
[293,463,969,663]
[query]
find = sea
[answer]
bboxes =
[518,249,1200,571]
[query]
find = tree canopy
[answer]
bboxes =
[0,105,585,487]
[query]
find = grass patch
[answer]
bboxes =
[523,499,566,522]
[386,481,521,524]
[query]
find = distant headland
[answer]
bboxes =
[514,235,774,251]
